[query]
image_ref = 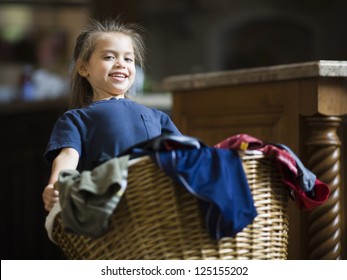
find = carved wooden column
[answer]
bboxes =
[305,116,342,259]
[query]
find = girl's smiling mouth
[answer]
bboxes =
[109,72,128,80]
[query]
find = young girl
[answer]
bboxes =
[42,19,181,211]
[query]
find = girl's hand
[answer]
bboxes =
[42,183,59,211]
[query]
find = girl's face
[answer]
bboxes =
[79,32,136,100]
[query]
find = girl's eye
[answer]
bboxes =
[125,57,133,62]
[104,56,114,60]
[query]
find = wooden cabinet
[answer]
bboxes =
[163,61,347,259]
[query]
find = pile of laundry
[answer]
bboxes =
[45,134,330,242]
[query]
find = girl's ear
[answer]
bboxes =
[77,59,89,77]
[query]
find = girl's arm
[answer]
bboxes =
[42,147,79,211]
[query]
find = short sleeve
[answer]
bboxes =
[160,112,182,135]
[44,111,82,165]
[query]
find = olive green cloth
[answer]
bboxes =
[58,155,130,237]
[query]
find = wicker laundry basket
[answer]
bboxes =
[51,152,290,260]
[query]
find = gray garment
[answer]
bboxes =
[58,155,130,237]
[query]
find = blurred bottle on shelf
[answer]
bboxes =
[18,64,35,101]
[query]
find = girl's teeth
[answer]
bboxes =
[111,74,125,78]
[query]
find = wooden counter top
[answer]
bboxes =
[162,60,347,91]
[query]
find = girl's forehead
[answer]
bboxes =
[97,32,132,46]
[93,32,134,54]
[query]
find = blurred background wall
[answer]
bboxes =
[0,0,346,259]
[1,0,347,97]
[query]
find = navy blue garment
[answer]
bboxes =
[274,144,316,193]
[44,98,181,170]
[119,134,206,158]
[155,147,257,239]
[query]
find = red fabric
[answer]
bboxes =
[214,134,330,211]
[215,134,262,150]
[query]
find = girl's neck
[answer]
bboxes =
[93,93,125,102]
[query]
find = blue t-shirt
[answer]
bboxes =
[44,98,181,170]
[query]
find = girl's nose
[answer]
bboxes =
[114,58,125,68]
